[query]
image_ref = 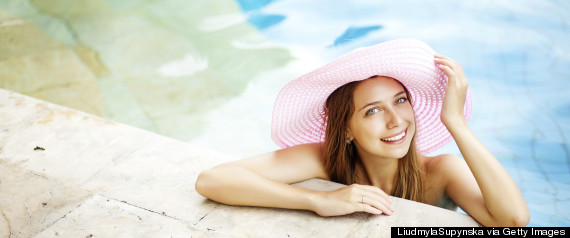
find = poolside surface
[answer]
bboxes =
[1,0,569,227]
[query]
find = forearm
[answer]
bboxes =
[447,121,528,224]
[195,165,319,211]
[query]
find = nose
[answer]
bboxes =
[385,107,403,129]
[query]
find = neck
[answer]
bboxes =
[357,153,399,195]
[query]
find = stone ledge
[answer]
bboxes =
[0,89,479,238]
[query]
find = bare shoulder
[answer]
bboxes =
[426,153,463,168]
[423,154,469,180]
[421,154,472,203]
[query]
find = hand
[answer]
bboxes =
[435,54,469,128]
[311,184,395,217]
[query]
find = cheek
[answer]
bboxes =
[402,104,415,122]
[403,106,417,133]
[348,117,377,140]
[397,104,416,130]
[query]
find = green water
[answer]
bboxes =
[0,0,291,144]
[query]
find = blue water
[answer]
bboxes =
[248,13,285,30]
[331,25,383,47]
[235,0,570,227]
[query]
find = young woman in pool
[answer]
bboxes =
[195,39,529,227]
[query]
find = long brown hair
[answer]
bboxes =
[322,78,425,203]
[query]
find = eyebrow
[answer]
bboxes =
[358,91,407,111]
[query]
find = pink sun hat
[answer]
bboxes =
[271,38,472,155]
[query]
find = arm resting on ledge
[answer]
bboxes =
[195,143,394,217]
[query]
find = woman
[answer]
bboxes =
[195,39,529,227]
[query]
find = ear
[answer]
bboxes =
[346,129,354,141]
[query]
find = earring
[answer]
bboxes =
[346,138,352,144]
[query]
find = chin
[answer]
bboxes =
[389,150,410,159]
[384,143,412,159]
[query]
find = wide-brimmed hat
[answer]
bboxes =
[270,39,472,155]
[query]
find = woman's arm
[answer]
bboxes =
[195,143,394,216]
[195,143,326,210]
[435,54,529,227]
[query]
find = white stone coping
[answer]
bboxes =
[0,89,480,237]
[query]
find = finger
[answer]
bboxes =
[434,53,454,61]
[348,184,390,202]
[358,185,392,202]
[435,57,464,77]
[434,57,456,69]
[362,195,395,215]
[355,192,393,212]
[350,185,395,212]
[357,203,383,215]
[438,64,468,89]
[437,64,455,79]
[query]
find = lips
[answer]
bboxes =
[380,129,407,143]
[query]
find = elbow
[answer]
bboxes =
[511,210,530,227]
[509,205,530,227]
[491,209,530,227]
[195,170,216,198]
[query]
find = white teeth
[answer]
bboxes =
[381,131,405,142]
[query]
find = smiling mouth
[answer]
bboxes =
[380,129,407,142]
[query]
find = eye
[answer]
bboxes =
[366,107,381,116]
[395,97,407,105]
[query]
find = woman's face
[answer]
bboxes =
[347,76,416,160]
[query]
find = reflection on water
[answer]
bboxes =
[1,0,569,227]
